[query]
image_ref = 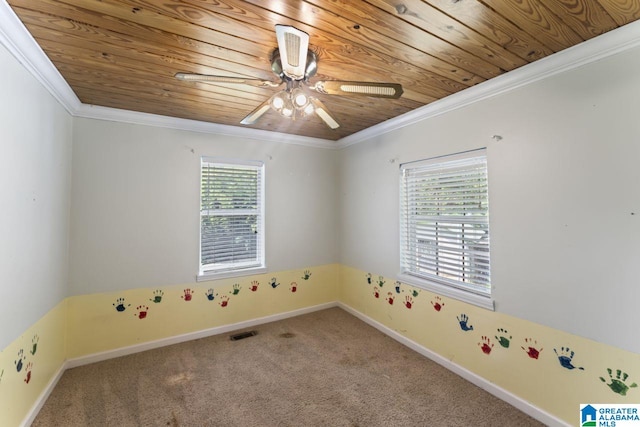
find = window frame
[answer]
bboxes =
[399,149,493,310]
[197,157,266,282]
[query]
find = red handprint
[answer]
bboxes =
[24,362,33,384]
[249,281,259,292]
[404,296,413,309]
[431,296,445,312]
[385,292,395,305]
[478,336,494,355]
[182,288,193,301]
[521,338,543,359]
[135,305,148,319]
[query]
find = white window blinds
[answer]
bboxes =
[400,151,491,298]
[200,159,264,276]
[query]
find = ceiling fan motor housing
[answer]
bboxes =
[271,49,317,82]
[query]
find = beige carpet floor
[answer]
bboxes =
[32,307,543,426]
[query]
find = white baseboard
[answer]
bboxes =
[337,302,570,427]
[22,302,337,426]
[20,363,66,427]
[23,301,567,426]
[66,301,338,369]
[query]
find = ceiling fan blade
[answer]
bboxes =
[175,73,281,88]
[311,80,404,99]
[275,25,309,80]
[310,97,340,129]
[240,98,272,125]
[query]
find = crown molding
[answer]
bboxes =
[0,0,81,113]
[75,104,337,149]
[3,0,640,151]
[336,18,640,149]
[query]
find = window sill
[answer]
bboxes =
[398,273,494,311]
[197,266,267,282]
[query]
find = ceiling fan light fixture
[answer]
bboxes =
[177,26,401,130]
[281,99,294,117]
[271,93,286,110]
[292,87,309,108]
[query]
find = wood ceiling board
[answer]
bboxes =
[422,0,555,61]
[6,0,640,141]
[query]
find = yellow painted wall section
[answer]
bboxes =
[0,300,67,427]
[339,264,640,425]
[3,263,639,426]
[66,264,339,359]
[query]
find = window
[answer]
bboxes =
[198,158,265,280]
[400,150,492,309]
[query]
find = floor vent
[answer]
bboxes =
[230,330,258,341]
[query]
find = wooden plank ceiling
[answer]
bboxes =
[7,0,640,141]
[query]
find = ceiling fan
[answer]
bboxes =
[175,25,403,130]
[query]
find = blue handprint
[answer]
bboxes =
[112,297,130,312]
[554,347,584,370]
[205,289,216,301]
[15,349,25,372]
[457,313,474,331]
[394,281,402,294]
[270,277,280,288]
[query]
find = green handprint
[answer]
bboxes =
[302,270,312,280]
[230,283,241,295]
[30,334,39,355]
[150,289,164,303]
[495,328,512,348]
[600,368,637,396]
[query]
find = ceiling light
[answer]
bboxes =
[271,93,285,110]
[292,87,309,108]
[281,99,294,117]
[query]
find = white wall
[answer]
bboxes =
[69,118,339,294]
[0,44,72,349]
[339,46,640,354]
